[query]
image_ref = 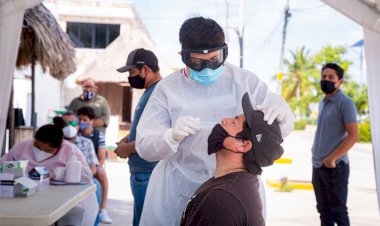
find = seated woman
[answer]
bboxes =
[1,117,98,226]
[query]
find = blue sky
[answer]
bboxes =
[132,0,364,90]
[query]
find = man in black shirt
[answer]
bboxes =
[181,92,284,226]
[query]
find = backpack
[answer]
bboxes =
[90,128,100,155]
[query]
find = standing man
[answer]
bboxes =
[312,63,358,226]
[68,78,111,134]
[135,16,294,225]
[181,93,284,226]
[114,48,162,226]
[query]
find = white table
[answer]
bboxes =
[0,184,96,226]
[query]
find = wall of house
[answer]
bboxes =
[13,65,62,129]
[49,0,137,117]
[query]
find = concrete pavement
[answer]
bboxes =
[101,127,380,226]
[264,127,379,226]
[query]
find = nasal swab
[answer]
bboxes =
[200,121,218,124]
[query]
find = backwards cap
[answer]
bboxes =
[242,92,284,172]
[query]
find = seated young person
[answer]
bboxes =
[1,118,98,226]
[180,92,284,226]
[61,112,102,226]
[77,106,112,223]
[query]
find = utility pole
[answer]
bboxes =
[225,0,244,68]
[225,0,230,42]
[235,0,244,68]
[351,39,365,122]
[277,0,291,95]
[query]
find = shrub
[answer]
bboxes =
[294,120,307,130]
[305,117,317,125]
[358,123,371,143]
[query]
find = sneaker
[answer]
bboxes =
[99,209,112,224]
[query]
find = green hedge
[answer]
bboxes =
[358,123,371,143]
[294,120,307,130]
[305,117,317,125]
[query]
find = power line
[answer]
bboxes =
[277,0,291,95]
[291,4,326,12]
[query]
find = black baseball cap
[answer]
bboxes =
[242,92,284,171]
[117,48,158,73]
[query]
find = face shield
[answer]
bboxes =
[181,44,228,71]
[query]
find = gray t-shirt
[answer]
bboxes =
[312,90,357,167]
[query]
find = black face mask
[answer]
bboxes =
[320,80,336,94]
[208,124,231,155]
[128,74,145,89]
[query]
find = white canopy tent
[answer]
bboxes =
[0,0,42,153]
[321,0,380,211]
[0,0,379,211]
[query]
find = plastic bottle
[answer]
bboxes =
[65,152,81,183]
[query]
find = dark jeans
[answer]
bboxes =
[312,162,350,226]
[130,172,152,226]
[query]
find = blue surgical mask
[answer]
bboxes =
[79,122,90,131]
[189,65,224,85]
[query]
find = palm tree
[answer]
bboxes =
[343,82,368,122]
[282,46,316,119]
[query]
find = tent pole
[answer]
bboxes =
[31,55,37,133]
[8,84,15,148]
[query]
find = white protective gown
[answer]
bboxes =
[136,63,294,226]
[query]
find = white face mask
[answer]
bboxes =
[62,125,78,139]
[32,146,53,162]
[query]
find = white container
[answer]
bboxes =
[64,153,81,183]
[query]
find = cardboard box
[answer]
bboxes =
[0,173,38,197]
[29,167,50,191]
[0,173,15,198]
[14,177,38,197]
[2,160,29,178]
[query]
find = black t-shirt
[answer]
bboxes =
[181,171,265,226]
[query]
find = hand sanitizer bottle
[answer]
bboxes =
[65,152,81,183]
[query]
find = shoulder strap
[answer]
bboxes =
[92,128,100,154]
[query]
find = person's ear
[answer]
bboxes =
[223,138,252,153]
[336,79,343,88]
[141,65,150,78]
[240,140,252,153]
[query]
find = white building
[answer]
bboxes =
[11,0,171,146]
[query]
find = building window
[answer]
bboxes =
[67,22,120,48]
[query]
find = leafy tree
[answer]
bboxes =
[311,45,351,70]
[282,44,368,121]
[281,45,361,119]
[311,45,353,97]
[281,46,316,118]
[312,45,368,119]
[343,82,368,121]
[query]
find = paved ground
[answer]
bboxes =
[100,127,380,226]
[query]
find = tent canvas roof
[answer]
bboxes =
[76,27,173,84]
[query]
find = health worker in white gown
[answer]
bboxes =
[136,16,294,226]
